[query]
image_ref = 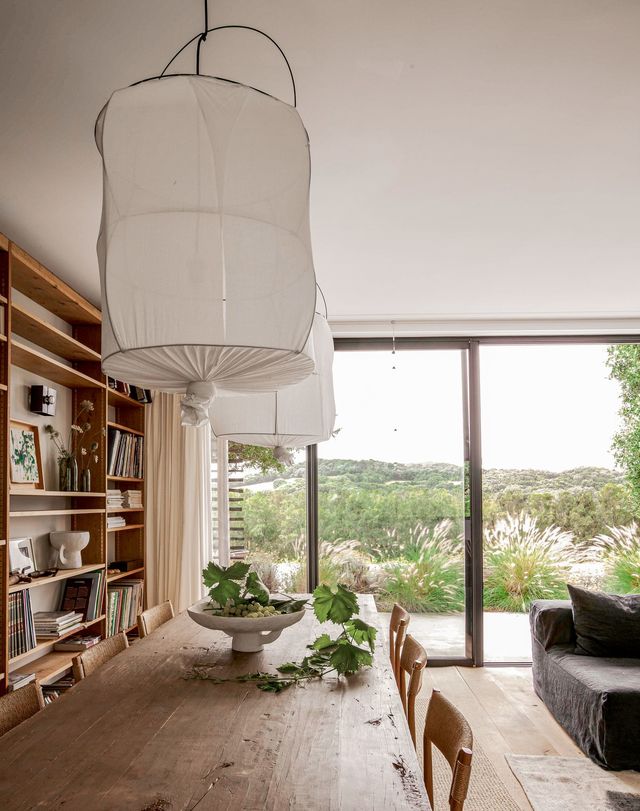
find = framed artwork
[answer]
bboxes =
[9,537,36,574]
[9,420,44,490]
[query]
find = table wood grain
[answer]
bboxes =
[0,595,430,810]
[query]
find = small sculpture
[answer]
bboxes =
[49,531,90,569]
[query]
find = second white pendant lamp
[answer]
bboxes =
[96,20,317,419]
[210,304,335,458]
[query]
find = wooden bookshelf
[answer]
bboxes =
[108,566,144,582]
[0,235,148,696]
[8,564,104,594]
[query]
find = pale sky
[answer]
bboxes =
[319,345,622,471]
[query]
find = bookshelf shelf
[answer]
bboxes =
[10,490,107,498]
[107,507,144,513]
[108,388,144,408]
[12,652,76,685]
[12,302,101,363]
[10,243,101,325]
[8,565,105,594]
[1,236,148,695]
[9,615,105,665]
[108,567,144,582]
[12,340,105,389]
[107,420,144,437]
[107,476,143,482]
[9,508,106,518]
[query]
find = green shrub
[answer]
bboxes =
[377,521,465,613]
[289,539,377,594]
[483,514,571,612]
[593,523,640,593]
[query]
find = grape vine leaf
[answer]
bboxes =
[202,561,250,606]
[271,598,308,614]
[344,618,377,652]
[245,571,270,605]
[311,633,336,651]
[312,584,359,624]
[330,639,373,675]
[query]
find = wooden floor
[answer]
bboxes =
[419,665,640,811]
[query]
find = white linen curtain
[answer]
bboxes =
[145,393,212,612]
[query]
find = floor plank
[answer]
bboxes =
[420,666,640,810]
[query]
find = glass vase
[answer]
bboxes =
[59,455,78,492]
[80,468,91,493]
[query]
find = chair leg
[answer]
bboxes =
[424,739,434,809]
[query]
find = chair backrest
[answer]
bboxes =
[389,603,410,687]
[0,681,45,737]
[423,689,473,811]
[72,632,129,682]
[138,600,175,639]
[398,633,428,745]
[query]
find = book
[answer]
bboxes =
[7,671,35,691]
[33,610,84,638]
[107,428,144,478]
[59,572,104,622]
[8,591,36,658]
[54,633,101,652]
[107,579,144,635]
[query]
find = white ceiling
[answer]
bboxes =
[1,0,640,332]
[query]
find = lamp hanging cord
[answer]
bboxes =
[196,0,209,76]
[160,24,297,107]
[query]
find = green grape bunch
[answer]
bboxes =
[201,561,306,618]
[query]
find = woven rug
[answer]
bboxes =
[415,690,520,811]
[507,755,640,811]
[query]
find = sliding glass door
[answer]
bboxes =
[480,342,636,662]
[317,342,475,661]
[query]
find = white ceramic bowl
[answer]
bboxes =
[187,598,306,652]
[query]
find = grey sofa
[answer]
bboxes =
[530,599,640,771]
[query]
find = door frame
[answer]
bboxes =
[307,334,640,667]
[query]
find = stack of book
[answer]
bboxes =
[33,611,83,639]
[107,428,144,479]
[54,632,101,652]
[107,579,144,635]
[107,515,126,530]
[8,591,36,658]
[123,490,142,509]
[107,489,124,509]
[59,570,104,622]
[42,674,74,704]
[107,377,153,404]
[7,671,35,692]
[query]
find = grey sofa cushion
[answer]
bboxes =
[568,584,640,658]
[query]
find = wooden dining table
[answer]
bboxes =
[0,595,430,810]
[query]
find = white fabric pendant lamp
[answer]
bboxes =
[96,21,317,425]
[210,300,335,459]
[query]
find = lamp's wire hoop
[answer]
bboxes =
[159,24,297,107]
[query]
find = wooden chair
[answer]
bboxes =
[398,633,428,745]
[423,689,473,811]
[0,681,45,737]
[138,600,175,639]
[389,603,410,687]
[72,632,129,682]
